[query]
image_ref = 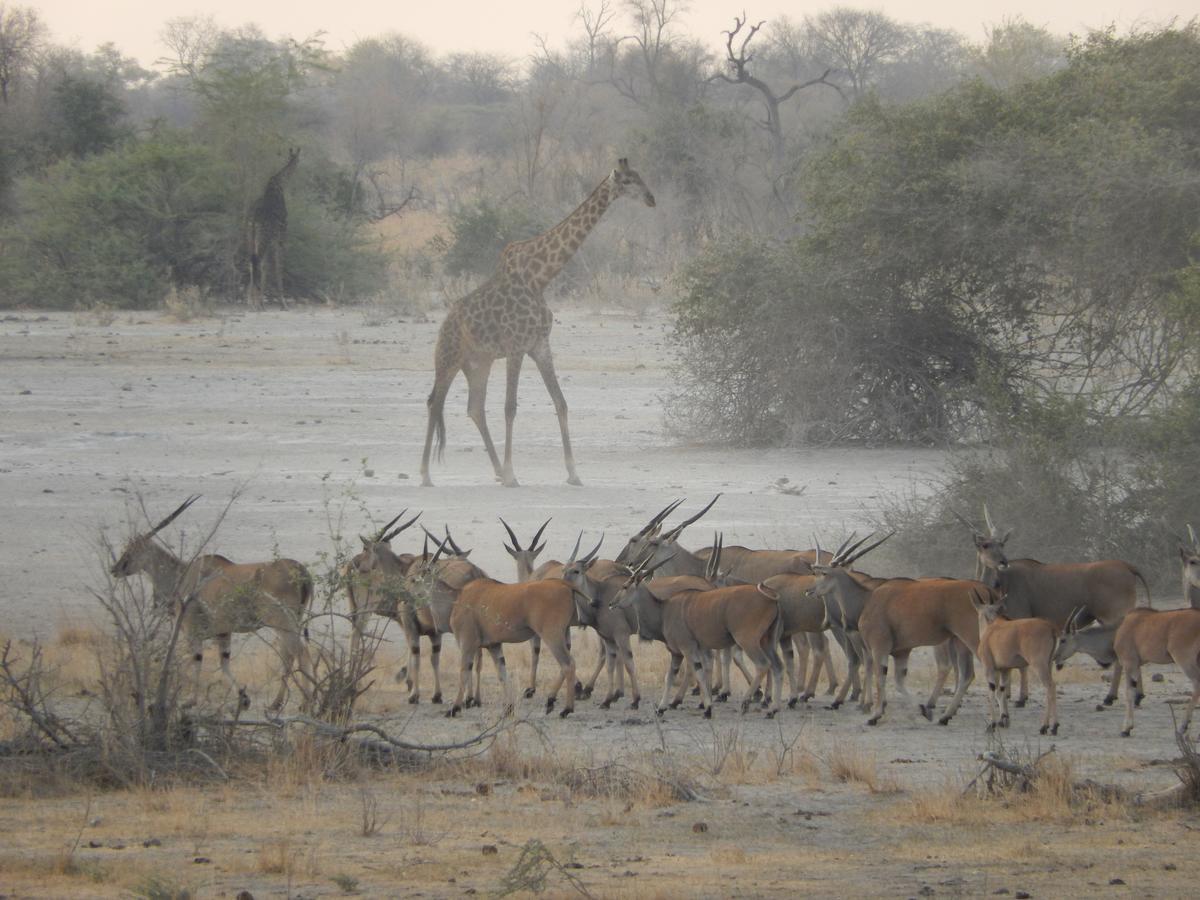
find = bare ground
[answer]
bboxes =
[2,305,1199,898]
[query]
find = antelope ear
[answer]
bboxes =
[360,535,371,549]
[756,582,780,601]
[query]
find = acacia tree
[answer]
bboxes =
[804,6,910,98]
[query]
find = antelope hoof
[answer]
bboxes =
[937,716,952,726]
[1051,723,1059,735]
[465,696,480,709]
[827,700,842,711]
[566,475,583,487]
[408,695,419,705]
[765,710,776,720]
[1120,728,1132,737]
[545,697,556,715]
[1015,698,1027,708]
[559,707,573,719]
[239,689,252,711]
[446,705,461,718]
[703,706,713,719]
[669,699,682,709]
[600,698,613,710]
[751,688,764,702]
[523,687,536,699]
[431,693,442,704]
[866,715,880,726]
[629,698,640,710]
[788,698,799,709]
[918,704,933,721]
[690,685,701,696]
[420,476,434,487]
[717,691,730,703]
[574,681,585,696]
[800,692,814,702]
[740,699,751,714]
[1103,695,1116,706]
[1095,703,1107,712]
[1135,693,1145,708]
[655,707,666,718]
[502,476,521,488]
[613,690,624,701]
[1000,714,1010,728]
[987,722,998,733]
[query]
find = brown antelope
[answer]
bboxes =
[1180,525,1200,608]
[957,504,1149,709]
[647,541,785,718]
[109,496,314,712]
[759,572,836,706]
[969,588,1059,735]
[446,563,580,718]
[1110,607,1200,737]
[858,576,985,726]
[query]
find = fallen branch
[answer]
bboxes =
[211,712,513,754]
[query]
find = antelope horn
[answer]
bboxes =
[372,509,408,542]
[831,531,859,563]
[421,533,429,560]
[566,531,583,564]
[427,531,452,566]
[382,510,421,543]
[951,509,981,535]
[581,533,605,566]
[638,498,685,537]
[149,495,200,536]
[841,531,894,569]
[529,517,552,554]
[812,533,823,567]
[500,517,522,552]
[832,533,874,568]
[443,525,464,555]
[983,503,997,537]
[664,493,722,542]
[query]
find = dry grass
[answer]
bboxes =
[825,742,902,794]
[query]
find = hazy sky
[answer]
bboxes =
[32,0,1196,68]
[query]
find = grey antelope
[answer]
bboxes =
[969,588,1059,735]
[1109,607,1200,737]
[857,575,986,727]
[109,496,314,711]
[646,540,786,718]
[1180,525,1200,608]
[956,504,1148,709]
[558,535,643,709]
[346,512,479,704]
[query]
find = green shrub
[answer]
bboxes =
[440,199,543,277]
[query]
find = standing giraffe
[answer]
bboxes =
[420,158,656,488]
[247,147,300,308]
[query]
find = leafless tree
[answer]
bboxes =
[0,3,46,103]
[710,15,841,158]
[804,6,909,98]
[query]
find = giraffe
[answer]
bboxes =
[420,158,656,488]
[247,147,300,308]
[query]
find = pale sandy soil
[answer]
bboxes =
[1,305,1198,899]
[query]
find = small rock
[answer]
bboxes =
[564,862,583,869]
[88,840,102,848]
[475,783,491,796]
[364,468,375,477]
[18,389,31,395]
[193,856,211,864]
[235,892,255,900]
[918,888,935,897]
[1109,879,1125,886]
[143,838,162,847]
[1015,892,1032,899]
[481,845,498,856]
[692,822,708,833]
[1151,673,1165,683]
[1164,863,1177,871]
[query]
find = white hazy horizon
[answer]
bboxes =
[31,0,1196,70]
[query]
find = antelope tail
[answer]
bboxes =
[1129,564,1152,609]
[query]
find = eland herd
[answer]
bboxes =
[109,496,1200,740]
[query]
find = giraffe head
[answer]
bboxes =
[611,158,655,207]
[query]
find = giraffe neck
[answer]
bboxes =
[504,176,617,293]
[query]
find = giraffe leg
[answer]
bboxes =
[463,360,507,484]
[269,242,287,310]
[420,365,460,487]
[500,354,523,487]
[529,343,581,486]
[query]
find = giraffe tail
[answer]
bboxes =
[429,390,447,463]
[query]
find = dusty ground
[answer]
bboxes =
[2,304,1199,898]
